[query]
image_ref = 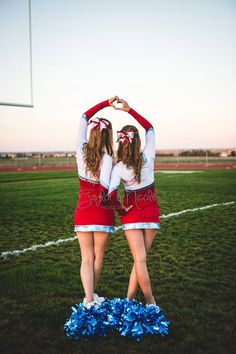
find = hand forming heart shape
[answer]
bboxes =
[108,96,130,112]
[112,100,123,109]
[108,95,119,109]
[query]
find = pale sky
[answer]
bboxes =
[0,0,235,152]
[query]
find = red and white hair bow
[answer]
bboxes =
[88,117,109,131]
[116,130,135,144]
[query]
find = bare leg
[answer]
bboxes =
[127,229,156,300]
[93,232,110,289]
[125,229,155,304]
[77,232,94,303]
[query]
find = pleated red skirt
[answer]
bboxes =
[74,178,115,233]
[121,183,160,230]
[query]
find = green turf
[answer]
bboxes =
[0,170,235,354]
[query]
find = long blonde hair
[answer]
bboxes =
[84,118,113,179]
[117,125,143,183]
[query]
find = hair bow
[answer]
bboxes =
[88,117,109,131]
[116,130,135,144]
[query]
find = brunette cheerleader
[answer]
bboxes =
[74,96,118,309]
[108,99,160,305]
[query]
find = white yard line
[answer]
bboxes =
[1,236,77,259]
[1,201,235,259]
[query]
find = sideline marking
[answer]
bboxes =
[1,201,235,259]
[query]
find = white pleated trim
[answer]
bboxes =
[74,225,114,233]
[122,222,160,230]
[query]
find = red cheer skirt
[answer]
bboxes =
[121,183,160,230]
[74,178,115,233]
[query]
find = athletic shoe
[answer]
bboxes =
[82,297,94,306]
[85,300,100,309]
[93,293,105,304]
[146,301,157,307]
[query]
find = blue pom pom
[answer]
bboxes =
[64,301,110,340]
[106,298,170,340]
[144,304,170,337]
[64,298,170,341]
[106,297,127,330]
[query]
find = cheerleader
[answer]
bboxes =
[74,96,118,309]
[108,99,160,305]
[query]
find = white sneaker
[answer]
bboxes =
[86,300,100,309]
[93,293,105,304]
[82,297,93,307]
[146,301,157,307]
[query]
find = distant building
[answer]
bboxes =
[220,151,229,158]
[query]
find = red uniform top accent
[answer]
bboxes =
[128,108,153,131]
[84,100,110,120]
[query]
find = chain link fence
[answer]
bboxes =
[0,151,236,168]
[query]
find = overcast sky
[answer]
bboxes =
[0,0,235,152]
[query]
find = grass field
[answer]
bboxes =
[0,169,235,354]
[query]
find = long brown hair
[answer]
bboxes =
[117,125,143,183]
[84,118,113,179]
